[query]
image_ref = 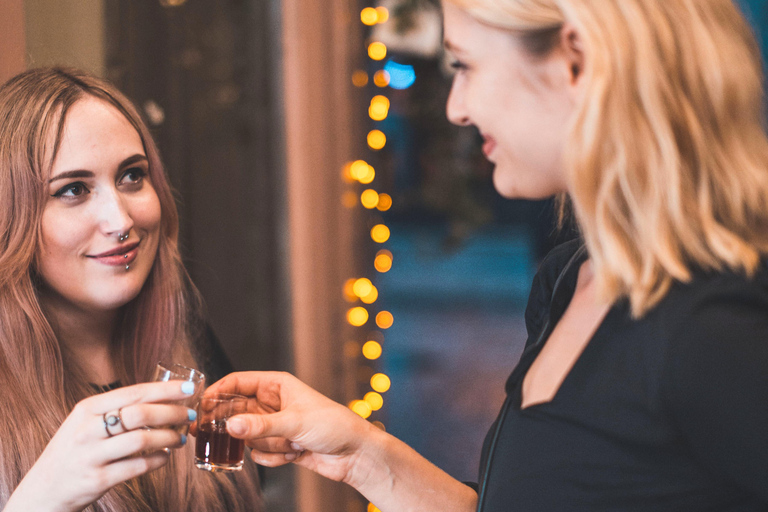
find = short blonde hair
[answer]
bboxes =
[447,0,768,316]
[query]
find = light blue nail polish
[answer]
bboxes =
[180,434,187,445]
[181,381,195,395]
[187,409,197,421]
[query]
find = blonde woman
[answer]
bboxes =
[0,68,261,511]
[207,0,768,510]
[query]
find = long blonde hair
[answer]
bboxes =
[0,68,260,511]
[447,0,768,316]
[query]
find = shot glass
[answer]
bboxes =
[152,362,205,435]
[195,393,247,472]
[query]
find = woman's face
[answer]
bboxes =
[443,3,580,199]
[37,97,162,313]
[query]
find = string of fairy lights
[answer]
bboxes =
[343,4,395,439]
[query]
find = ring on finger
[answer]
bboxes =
[103,409,126,437]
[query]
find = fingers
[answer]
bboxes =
[100,428,185,463]
[101,449,171,489]
[119,404,195,431]
[226,411,295,441]
[245,436,295,455]
[248,448,298,468]
[206,371,292,405]
[84,381,197,415]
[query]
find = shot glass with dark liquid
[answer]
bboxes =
[195,393,247,472]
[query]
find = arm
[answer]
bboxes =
[206,372,477,512]
[4,381,195,512]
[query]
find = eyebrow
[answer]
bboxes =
[443,38,464,54]
[48,154,149,184]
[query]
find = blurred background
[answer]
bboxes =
[1,0,767,511]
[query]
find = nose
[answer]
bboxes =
[446,77,470,126]
[98,188,134,240]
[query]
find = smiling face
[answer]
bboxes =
[37,97,162,314]
[443,2,579,199]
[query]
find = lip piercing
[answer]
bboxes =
[125,264,130,271]
[118,233,129,242]
[124,254,128,259]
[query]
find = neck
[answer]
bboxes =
[39,290,119,386]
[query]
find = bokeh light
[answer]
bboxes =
[374,249,393,272]
[361,286,378,304]
[376,310,394,329]
[368,503,382,512]
[349,400,372,419]
[367,129,387,150]
[384,60,416,90]
[342,191,358,209]
[368,95,390,121]
[358,165,376,184]
[353,278,374,298]
[368,42,387,61]
[376,193,392,211]
[360,7,378,25]
[352,70,369,88]
[373,69,391,87]
[350,160,370,180]
[362,340,382,360]
[370,373,391,393]
[341,162,355,183]
[343,278,358,302]
[360,189,380,209]
[347,307,369,326]
[371,224,390,243]
[375,6,389,23]
[365,391,384,411]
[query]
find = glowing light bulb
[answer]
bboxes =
[362,340,382,360]
[360,7,378,25]
[365,391,384,411]
[375,6,389,23]
[353,278,373,298]
[374,250,393,273]
[351,70,369,87]
[376,193,392,211]
[371,224,390,243]
[367,129,386,150]
[368,42,387,61]
[349,400,372,419]
[347,307,369,326]
[373,69,390,87]
[360,189,379,209]
[370,373,391,393]
[376,310,394,329]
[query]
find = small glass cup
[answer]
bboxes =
[195,393,247,472]
[152,362,205,435]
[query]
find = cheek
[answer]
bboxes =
[133,189,163,234]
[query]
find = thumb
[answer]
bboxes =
[227,411,292,440]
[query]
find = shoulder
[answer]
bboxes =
[524,238,585,341]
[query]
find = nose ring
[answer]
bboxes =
[118,232,129,242]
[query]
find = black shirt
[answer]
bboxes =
[476,239,768,511]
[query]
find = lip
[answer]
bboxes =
[87,241,140,266]
[481,135,497,159]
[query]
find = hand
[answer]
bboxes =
[6,381,196,512]
[204,371,379,484]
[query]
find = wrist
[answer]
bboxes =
[343,421,395,493]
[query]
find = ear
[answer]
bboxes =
[560,23,585,89]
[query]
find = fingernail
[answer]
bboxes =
[187,409,197,421]
[290,442,303,452]
[180,434,187,445]
[284,452,297,461]
[181,382,195,395]
[228,417,245,435]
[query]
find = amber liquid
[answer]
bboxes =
[195,421,245,470]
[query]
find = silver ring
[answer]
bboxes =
[103,409,125,437]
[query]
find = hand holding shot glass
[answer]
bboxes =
[195,393,247,472]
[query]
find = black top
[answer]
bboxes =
[476,239,768,511]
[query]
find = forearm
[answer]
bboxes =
[346,425,477,512]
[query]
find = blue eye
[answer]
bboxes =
[52,182,89,198]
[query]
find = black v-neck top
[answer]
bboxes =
[475,239,768,511]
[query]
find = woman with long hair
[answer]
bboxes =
[0,67,261,511]
[207,0,768,510]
